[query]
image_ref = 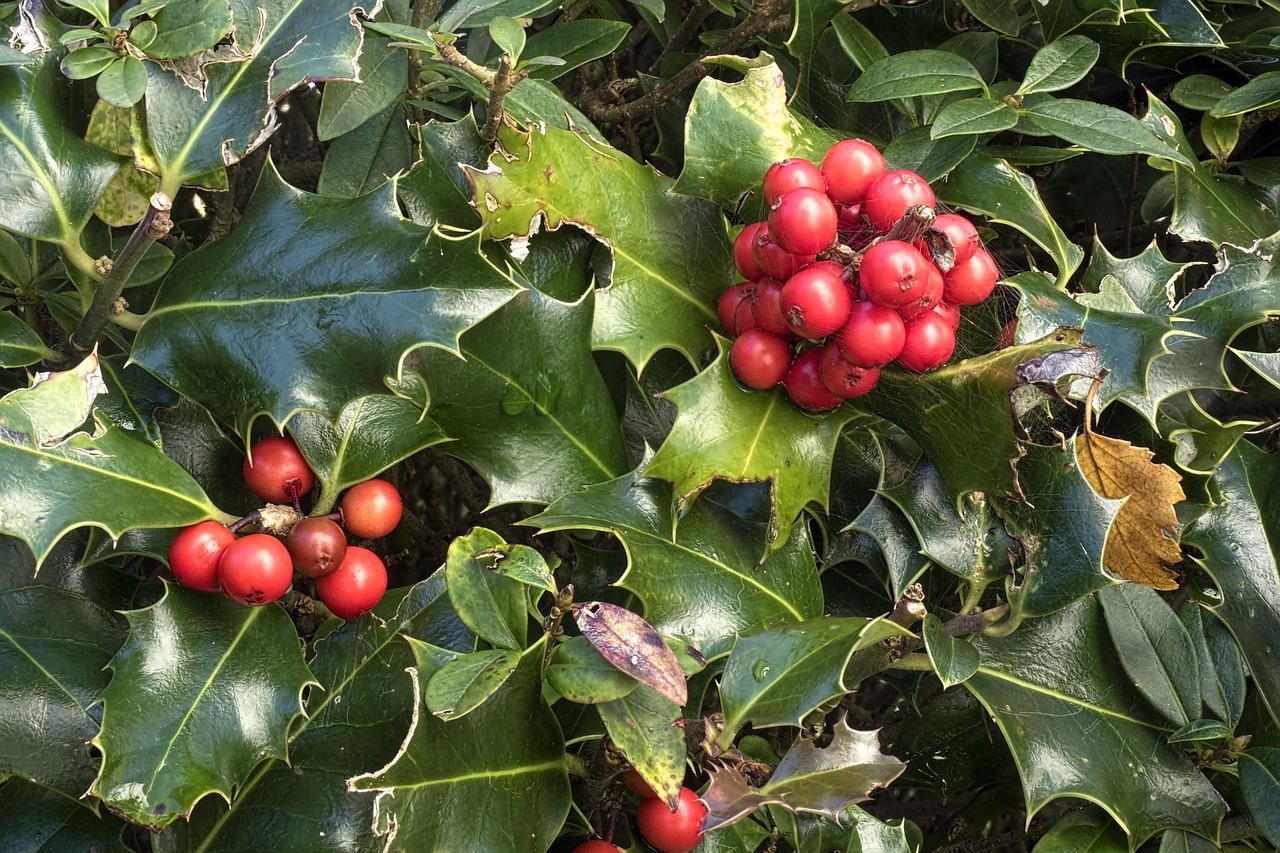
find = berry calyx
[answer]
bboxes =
[731,328,792,390]
[769,187,838,255]
[243,436,315,504]
[821,139,886,205]
[316,545,388,620]
[168,521,236,592]
[217,533,293,605]
[340,479,403,539]
[635,786,707,853]
[287,517,348,579]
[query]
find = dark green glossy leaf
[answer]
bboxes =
[644,336,853,553]
[930,98,1018,139]
[884,125,976,183]
[0,229,31,286]
[316,100,413,198]
[95,55,147,108]
[1179,603,1241,727]
[317,35,407,141]
[545,634,638,704]
[847,49,986,101]
[770,805,914,853]
[1170,75,1231,111]
[143,0,369,191]
[410,286,628,507]
[132,163,518,439]
[445,527,528,650]
[289,394,447,514]
[62,0,110,24]
[522,18,627,80]
[95,353,177,447]
[1239,748,1280,846]
[91,583,315,828]
[938,154,1083,282]
[474,542,556,593]
[1211,71,1280,118]
[1079,236,1198,316]
[60,45,116,79]
[1017,36,1100,95]
[830,13,889,72]
[0,778,131,852]
[894,688,1016,799]
[146,0,232,59]
[959,0,1019,35]
[1032,807,1128,853]
[967,598,1226,847]
[436,0,558,31]
[1158,829,1219,853]
[0,45,34,66]
[425,647,521,721]
[1167,719,1232,743]
[1098,584,1201,727]
[466,122,727,369]
[923,614,980,688]
[0,310,53,367]
[1021,99,1187,162]
[0,535,135,799]
[348,638,569,851]
[0,56,124,243]
[396,115,487,230]
[598,683,685,808]
[0,354,223,566]
[785,1,849,103]
[527,462,823,659]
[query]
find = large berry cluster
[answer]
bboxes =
[720,139,999,412]
[167,436,403,620]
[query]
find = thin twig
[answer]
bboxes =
[649,0,715,75]
[480,53,519,142]
[406,0,443,127]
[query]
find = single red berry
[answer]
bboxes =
[636,787,707,853]
[933,300,962,332]
[769,187,838,255]
[807,259,847,278]
[896,260,944,319]
[717,282,757,336]
[933,213,981,265]
[287,517,348,579]
[835,300,906,368]
[821,139,886,205]
[623,769,659,798]
[751,224,814,281]
[818,344,880,399]
[781,266,852,339]
[898,312,957,372]
[732,222,766,281]
[316,545,388,620]
[863,169,936,233]
[859,240,935,309]
[750,277,792,336]
[731,328,792,390]
[243,436,315,504]
[169,521,236,592]
[217,534,293,606]
[784,348,842,412]
[943,247,999,306]
[572,842,623,853]
[763,158,825,205]
[340,479,403,539]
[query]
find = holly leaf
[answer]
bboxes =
[0,354,223,566]
[922,614,980,689]
[1099,584,1201,726]
[644,335,854,552]
[0,778,132,852]
[425,648,522,721]
[545,634,638,704]
[597,684,686,809]
[0,56,124,243]
[527,462,823,658]
[464,122,728,369]
[408,286,628,507]
[1034,808,1129,853]
[143,0,372,191]
[347,639,570,851]
[1239,748,1280,847]
[1078,428,1186,590]
[131,164,519,440]
[446,527,528,651]
[152,572,474,852]
[91,584,316,828]
[0,310,54,367]
[1079,236,1202,316]
[966,598,1226,848]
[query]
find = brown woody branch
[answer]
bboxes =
[434,40,528,142]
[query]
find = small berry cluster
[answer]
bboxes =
[167,436,403,620]
[720,139,999,411]
[573,772,707,853]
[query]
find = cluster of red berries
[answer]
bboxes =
[573,772,707,853]
[719,139,1000,411]
[167,436,403,620]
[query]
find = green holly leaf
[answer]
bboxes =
[152,572,474,852]
[409,286,628,507]
[966,598,1226,848]
[1079,236,1201,316]
[1239,748,1280,847]
[315,100,413,199]
[464,122,728,369]
[922,614,980,689]
[348,638,570,852]
[0,56,124,243]
[1099,583,1202,727]
[316,35,407,141]
[598,683,686,808]
[446,527,528,650]
[0,310,54,367]
[396,115,488,230]
[1034,808,1129,853]
[527,462,823,658]
[848,494,929,598]
[0,354,223,566]
[425,648,523,721]
[146,0,233,59]
[91,584,316,829]
[131,164,518,440]
[0,778,132,852]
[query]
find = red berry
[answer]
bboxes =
[316,545,388,620]
[636,787,707,853]
[863,170,936,233]
[835,300,906,367]
[717,282,757,336]
[818,344,880,398]
[784,348,842,412]
[821,139,886,205]
[859,240,935,309]
[933,213,981,265]
[217,534,293,606]
[898,312,957,372]
[733,222,766,281]
[340,479,403,539]
[769,187,837,255]
[287,517,348,579]
[750,277,792,336]
[896,260,944,319]
[572,842,623,853]
[763,158,825,205]
[623,769,659,798]
[169,521,236,593]
[751,224,814,280]
[781,266,852,339]
[731,328,792,389]
[243,436,315,504]
[933,300,962,332]
[943,247,999,306]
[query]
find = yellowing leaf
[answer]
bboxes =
[1077,430,1185,589]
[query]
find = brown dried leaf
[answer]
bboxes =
[572,601,688,707]
[1077,430,1186,589]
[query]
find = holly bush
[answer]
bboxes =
[3,0,1280,851]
